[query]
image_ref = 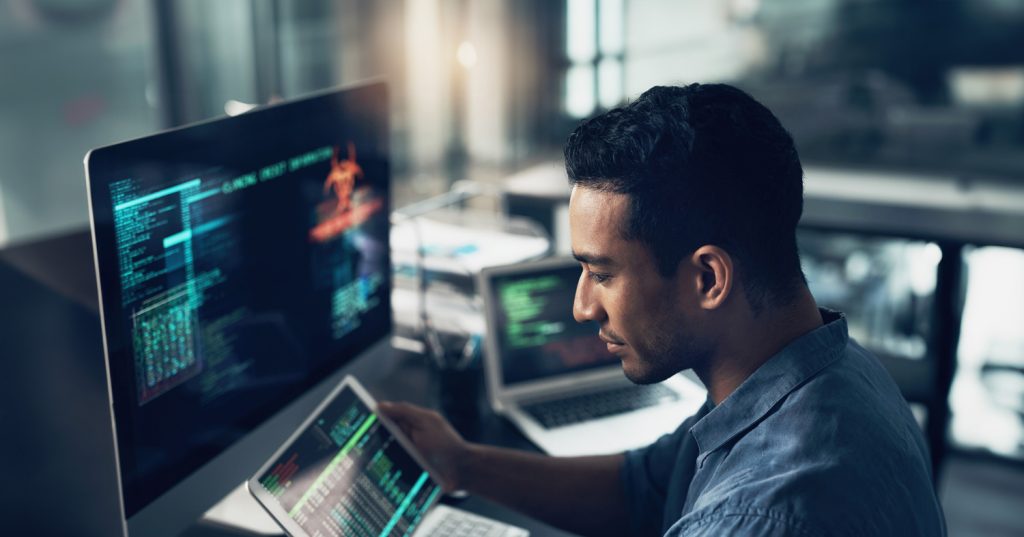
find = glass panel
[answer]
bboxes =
[598,0,624,55]
[174,0,257,122]
[949,246,1024,459]
[0,1,157,245]
[566,64,596,118]
[277,1,340,98]
[798,229,939,360]
[275,1,412,183]
[567,0,597,63]
[598,58,623,109]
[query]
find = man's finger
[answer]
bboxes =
[380,400,430,414]
[377,401,425,421]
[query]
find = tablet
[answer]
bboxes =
[248,376,444,537]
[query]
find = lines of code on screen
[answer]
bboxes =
[496,266,618,385]
[499,274,568,349]
[258,388,441,537]
[107,142,388,408]
[111,178,206,402]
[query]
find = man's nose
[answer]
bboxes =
[573,273,602,323]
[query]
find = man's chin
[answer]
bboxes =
[621,360,674,385]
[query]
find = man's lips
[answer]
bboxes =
[599,333,625,346]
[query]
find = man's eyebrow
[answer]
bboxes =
[572,251,615,267]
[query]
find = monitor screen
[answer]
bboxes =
[86,83,391,517]
[492,263,617,385]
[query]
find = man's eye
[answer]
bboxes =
[589,271,610,284]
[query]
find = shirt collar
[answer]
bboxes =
[690,308,848,457]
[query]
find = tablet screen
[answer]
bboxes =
[254,384,442,536]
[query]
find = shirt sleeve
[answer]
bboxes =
[665,508,815,537]
[621,412,702,537]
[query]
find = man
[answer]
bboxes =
[380,84,946,536]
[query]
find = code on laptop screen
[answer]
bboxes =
[494,264,617,385]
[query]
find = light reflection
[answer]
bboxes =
[799,230,937,360]
[456,41,477,70]
[950,246,1024,458]
[598,0,623,55]
[567,0,596,63]
[598,58,623,109]
[566,64,596,118]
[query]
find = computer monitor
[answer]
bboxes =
[85,81,391,536]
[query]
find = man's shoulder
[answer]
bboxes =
[689,340,941,535]
[683,457,940,537]
[665,499,820,537]
[741,338,932,482]
[763,337,921,439]
[791,339,924,443]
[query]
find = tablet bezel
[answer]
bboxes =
[246,375,444,537]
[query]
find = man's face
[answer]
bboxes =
[569,186,712,384]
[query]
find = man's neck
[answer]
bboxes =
[694,288,823,405]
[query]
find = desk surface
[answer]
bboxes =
[0,229,577,537]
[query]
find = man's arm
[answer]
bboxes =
[377,401,630,537]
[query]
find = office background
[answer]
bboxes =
[2,1,1024,536]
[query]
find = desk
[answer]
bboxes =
[0,229,577,536]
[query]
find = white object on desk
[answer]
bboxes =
[391,215,550,275]
[201,481,282,535]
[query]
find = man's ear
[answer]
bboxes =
[687,245,733,310]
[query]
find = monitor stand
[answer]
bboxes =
[181,482,284,537]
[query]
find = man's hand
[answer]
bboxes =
[377,401,470,493]
[379,400,629,536]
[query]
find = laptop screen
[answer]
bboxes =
[255,384,442,536]
[491,263,618,385]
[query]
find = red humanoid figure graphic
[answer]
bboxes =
[323,142,363,213]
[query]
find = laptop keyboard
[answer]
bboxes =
[421,506,527,537]
[522,384,680,429]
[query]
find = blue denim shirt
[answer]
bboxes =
[622,310,946,536]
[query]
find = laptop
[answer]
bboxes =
[249,375,528,537]
[479,257,707,456]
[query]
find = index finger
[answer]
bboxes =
[377,400,424,421]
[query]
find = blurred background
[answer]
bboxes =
[2,1,1023,535]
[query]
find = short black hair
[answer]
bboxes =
[564,83,806,312]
